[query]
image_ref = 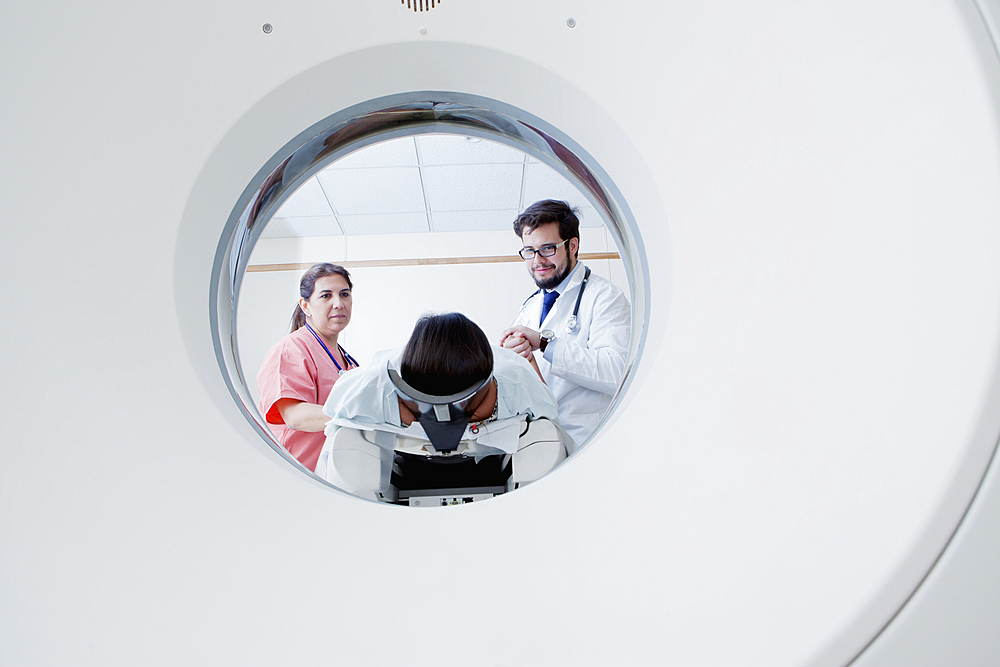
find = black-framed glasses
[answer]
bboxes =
[519,239,568,260]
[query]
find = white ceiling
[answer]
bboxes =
[263,134,600,238]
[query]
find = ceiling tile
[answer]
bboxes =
[325,137,418,169]
[416,135,527,165]
[261,215,343,238]
[430,209,520,232]
[275,178,334,217]
[338,211,430,235]
[422,163,523,211]
[317,166,426,214]
[519,162,592,212]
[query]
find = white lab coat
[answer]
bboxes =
[510,262,631,447]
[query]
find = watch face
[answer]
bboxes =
[540,329,555,340]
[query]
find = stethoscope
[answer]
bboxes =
[304,323,359,375]
[564,266,591,333]
[520,265,592,334]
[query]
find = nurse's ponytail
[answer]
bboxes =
[289,262,353,332]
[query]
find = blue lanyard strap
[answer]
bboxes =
[304,323,358,372]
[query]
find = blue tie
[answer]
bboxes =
[540,290,559,326]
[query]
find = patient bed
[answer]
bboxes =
[315,417,569,505]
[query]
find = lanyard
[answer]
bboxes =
[304,323,358,375]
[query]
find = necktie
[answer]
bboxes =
[540,290,559,326]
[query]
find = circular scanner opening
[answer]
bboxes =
[212,93,649,505]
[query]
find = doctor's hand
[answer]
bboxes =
[502,333,533,359]
[500,326,540,359]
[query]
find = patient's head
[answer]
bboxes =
[401,313,493,397]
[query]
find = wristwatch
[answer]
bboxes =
[539,329,555,352]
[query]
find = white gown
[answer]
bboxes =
[317,345,561,462]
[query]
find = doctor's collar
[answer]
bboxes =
[552,260,585,294]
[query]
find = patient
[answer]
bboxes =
[317,312,569,498]
[322,312,559,435]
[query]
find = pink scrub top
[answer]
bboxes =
[256,326,356,471]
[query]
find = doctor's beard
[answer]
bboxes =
[532,258,575,290]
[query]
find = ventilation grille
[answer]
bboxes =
[402,0,440,11]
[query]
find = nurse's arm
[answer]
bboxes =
[273,398,330,432]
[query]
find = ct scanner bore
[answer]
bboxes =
[7,2,1000,665]
[213,92,650,494]
[167,21,1000,664]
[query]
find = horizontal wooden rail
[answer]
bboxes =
[246,252,621,273]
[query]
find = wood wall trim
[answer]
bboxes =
[246,252,621,273]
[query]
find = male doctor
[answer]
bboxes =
[500,199,631,447]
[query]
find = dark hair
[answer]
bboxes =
[290,263,353,332]
[401,313,493,396]
[512,199,581,259]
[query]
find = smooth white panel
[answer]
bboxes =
[337,211,430,235]
[346,229,516,260]
[250,236,348,265]
[851,446,1000,666]
[4,2,1000,667]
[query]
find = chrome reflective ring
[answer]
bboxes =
[211,91,650,478]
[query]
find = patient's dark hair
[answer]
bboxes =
[401,313,493,396]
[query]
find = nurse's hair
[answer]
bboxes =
[513,199,581,259]
[401,313,493,397]
[290,263,353,332]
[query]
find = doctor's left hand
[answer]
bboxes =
[500,326,539,359]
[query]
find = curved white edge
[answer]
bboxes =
[842,2,1000,664]
[210,93,653,487]
[6,4,999,666]
[850,434,1000,665]
[175,43,672,488]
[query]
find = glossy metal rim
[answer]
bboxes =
[210,91,650,485]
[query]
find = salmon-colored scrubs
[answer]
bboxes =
[257,326,357,471]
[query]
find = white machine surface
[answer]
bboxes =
[4,2,1000,666]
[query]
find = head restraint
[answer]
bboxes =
[387,361,493,452]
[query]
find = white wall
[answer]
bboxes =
[239,227,627,406]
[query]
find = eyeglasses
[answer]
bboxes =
[518,239,568,260]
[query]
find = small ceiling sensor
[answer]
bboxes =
[262,23,273,34]
[566,18,577,28]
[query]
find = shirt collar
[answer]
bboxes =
[551,261,584,294]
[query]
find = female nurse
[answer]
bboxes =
[257,263,359,471]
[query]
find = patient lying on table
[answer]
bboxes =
[315,312,570,500]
